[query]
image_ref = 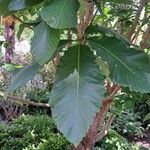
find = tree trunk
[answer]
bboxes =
[3,16,15,63]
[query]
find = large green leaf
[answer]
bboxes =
[88,36,150,93]
[86,25,131,45]
[40,0,79,29]
[9,0,43,11]
[49,45,105,145]
[0,0,13,16]
[8,63,41,92]
[31,22,60,66]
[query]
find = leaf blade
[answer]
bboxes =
[8,63,41,92]
[9,0,43,11]
[88,36,150,93]
[40,0,79,29]
[31,22,60,66]
[50,45,105,145]
[0,0,13,16]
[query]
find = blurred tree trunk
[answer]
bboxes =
[3,16,15,63]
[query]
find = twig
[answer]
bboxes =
[67,30,72,48]
[12,15,33,30]
[126,0,147,40]
[96,114,116,142]
[131,6,149,43]
[140,24,150,49]
[0,95,50,108]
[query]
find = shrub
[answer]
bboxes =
[26,89,49,104]
[111,88,148,136]
[23,88,51,115]
[0,115,70,150]
[95,130,144,150]
[112,111,143,136]
[0,115,147,150]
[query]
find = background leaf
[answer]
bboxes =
[31,22,60,66]
[49,45,105,145]
[88,36,150,93]
[0,0,13,16]
[86,25,131,45]
[9,0,43,11]
[40,0,79,29]
[17,23,26,40]
[8,63,41,92]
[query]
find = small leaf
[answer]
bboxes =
[78,0,86,14]
[0,0,13,16]
[143,113,150,122]
[88,36,150,93]
[17,23,26,41]
[124,100,135,110]
[9,0,43,11]
[3,63,23,72]
[40,0,79,29]
[31,22,60,66]
[96,58,110,77]
[50,45,105,145]
[8,63,41,92]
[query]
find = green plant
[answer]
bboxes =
[112,88,150,131]
[26,89,49,103]
[1,0,150,149]
[95,130,145,150]
[143,99,150,128]
[0,115,70,150]
[113,111,143,136]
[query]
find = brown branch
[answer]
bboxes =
[0,95,50,108]
[52,59,57,69]
[52,53,61,69]
[84,0,94,28]
[131,7,148,43]
[105,80,111,94]
[12,15,33,30]
[96,114,116,142]
[67,30,72,48]
[131,24,143,43]
[77,12,86,43]
[126,0,147,40]
[140,24,150,49]
[73,84,121,150]
[77,0,94,44]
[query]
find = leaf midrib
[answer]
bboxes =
[93,40,141,80]
[75,45,80,126]
[58,0,68,19]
